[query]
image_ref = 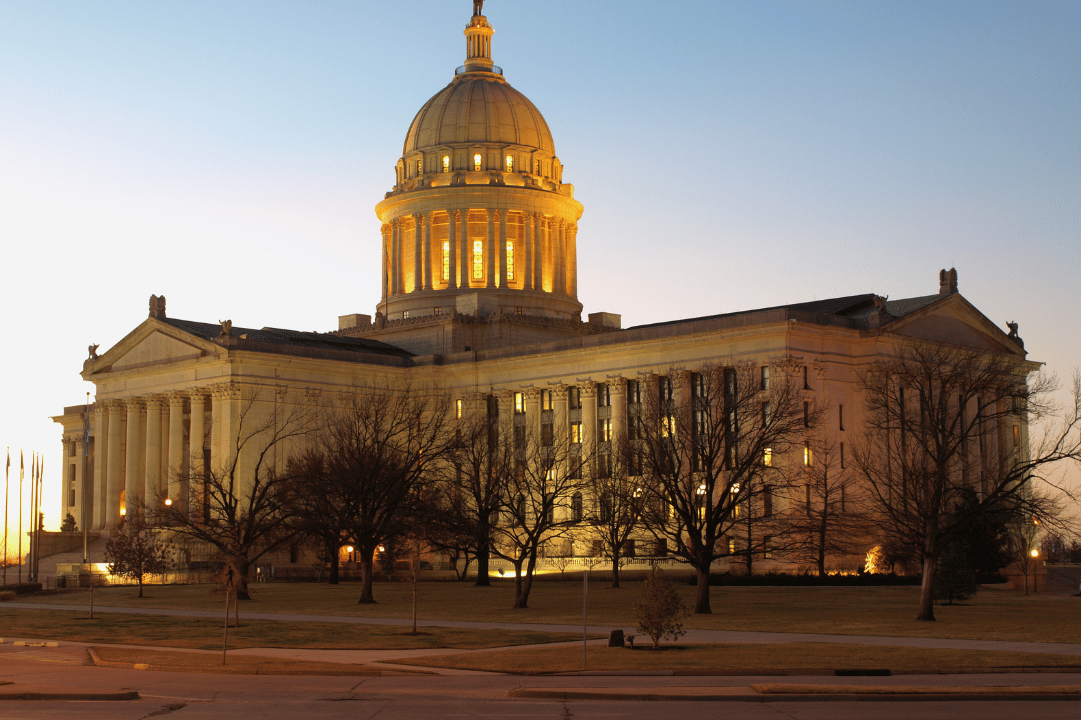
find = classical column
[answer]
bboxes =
[413,213,423,293]
[384,221,393,300]
[485,209,496,289]
[497,210,508,288]
[188,393,207,522]
[610,378,628,447]
[124,399,144,518]
[523,213,534,290]
[422,212,433,290]
[144,397,163,513]
[93,403,108,529]
[568,222,578,298]
[533,214,544,292]
[552,383,569,471]
[395,219,404,295]
[459,209,469,289]
[557,220,567,296]
[211,383,242,481]
[581,382,597,465]
[673,371,692,479]
[525,389,541,446]
[72,435,85,534]
[168,394,186,511]
[447,210,458,289]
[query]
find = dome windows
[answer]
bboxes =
[505,155,514,172]
[506,241,514,281]
[474,154,483,171]
[472,240,484,280]
[417,159,423,175]
[442,155,450,172]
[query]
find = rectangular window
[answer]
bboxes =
[571,421,582,444]
[805,484,812,515]
[505,155,514,172]
[416,158,422,175]
[838,404,845,431]
[514,425,525,451]
[659,376,673,403]
[692,372,704,398]
[541,390,553,411]
[839,442,845,469]
[763,489,773,517]
[569,387,581,410]
[455,399,462,420]
[598,418,611,443]
[840,484,847,512]
[442,155,450,172]
[514,392,524,414]
[597,383,610,407]
[627,379,641,405]
[803,401,810,428]
[442,240,450,281]
[473,153,482,171]
[472,239,483,280]
[803,441,813,467]
[762,401,770,427]
[506,241,514,280]
[763,447,772,467]
[803,366,809,389]
[764,535,772,559]
[760,366,770,390]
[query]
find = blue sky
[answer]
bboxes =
[1,0,1078,536]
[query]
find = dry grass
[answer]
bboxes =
[398,642,1081,675]
[0,607,584,651]
[90,646,404,676]
[30,580,1081,644]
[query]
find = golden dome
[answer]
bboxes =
[402,74,556,156]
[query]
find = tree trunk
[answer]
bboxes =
[358,553,376,604]
[513,552,537,609]
[694,566,712,614]
[817,524,827,578]
[611,552,621,589]
[329,542,340,585]
[234,559,252,601]
[138,576,144,598]
[474,542,491,587]
[917,555,937,621]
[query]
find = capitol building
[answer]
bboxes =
[52,6,1029,574]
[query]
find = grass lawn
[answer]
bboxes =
[26,580,1081,644]
[397,642,1081,675]
[0,607,585,651]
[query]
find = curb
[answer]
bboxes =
[508,688,1081,703]
[0,690,141,702]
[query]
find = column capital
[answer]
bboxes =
[524,388,542,403]
[211,382,241,400]
[144,395,166,410]
[166,392,187,407]
[492,208,501,221]
[125,398,147,412]
[579,382,597,399]
[608,377,628,395]
[551,384,569,401]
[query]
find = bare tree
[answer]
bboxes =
[105,516,166,598]
[293,386,455,604]
[588,434,645,588]
[634,364,815,614]
[491,403,591,609]
[781,436,873,577]
[433,410,508,586]
[853,344,1081,621]
[163,394,314,600]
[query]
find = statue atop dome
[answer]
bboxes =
[473,0,484,17]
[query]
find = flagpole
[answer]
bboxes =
[3,448,9,587]
[35,455,43,584]
[82,393,90,567]
[18,451,24,584]
[29,455,37,584]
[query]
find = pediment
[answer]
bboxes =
[86,319,222,378]
[111,331,206,371]
[886,296,1025,356]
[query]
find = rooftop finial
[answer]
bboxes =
[462,2,495,74]
[473,0,484,17]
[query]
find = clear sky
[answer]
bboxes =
[1,0,1078,544]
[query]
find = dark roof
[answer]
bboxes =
[163,318,413,359]
[627,292,944,332]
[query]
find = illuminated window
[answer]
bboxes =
[506,155,514,172]
[571,421,581,444]
[506,241,514,280]
[534,160,540,174]
[803,441,813,467]
[416,159,422,175]
[514,392,524,414]
[455,399,462,420]
[541,390,553,412]
[472,240,483,280]
[763,448,772,466]
[442,155,449,172]
[661,414,675,438]
[598,418,611,443]
[473,153,482,171]
[764,536,772,558]
[441,241,450,281]
[402,310,410,319]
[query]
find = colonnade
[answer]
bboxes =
[89,384,241,530]
[382,209,577,301]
